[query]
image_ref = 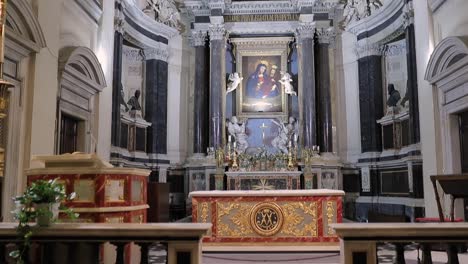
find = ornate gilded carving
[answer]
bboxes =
[200,202,209,223]
[280,202,317,237]
[325,201,336,236]
[250,203,284,236]
[217,202,253,236]
[224,14,299,23]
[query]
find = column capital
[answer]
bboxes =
[114,12,125,34]
[355,42,384,59]
[144,45,169,62]
[208,23,227,41]
[190,30,207,47]
[316,28,336,45]
[295,22,316,42]
[403,2,415,28]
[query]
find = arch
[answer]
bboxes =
[6,0,47,57]
[58,46,107,92]
[425,36,468,84]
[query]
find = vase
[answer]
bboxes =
[34,202,60,227]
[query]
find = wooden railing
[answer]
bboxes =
[333,223,468,264]
[0,223,211,264]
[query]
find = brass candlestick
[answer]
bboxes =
[231,150,238,170]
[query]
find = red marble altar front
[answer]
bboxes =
[191,190,343,250]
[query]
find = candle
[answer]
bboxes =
[294,134,298,142]
[317,146,320,152]
[233,142,237,148]
[288,141,292,147]
[228,135,232,143]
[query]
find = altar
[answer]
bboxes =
[225,171,302,190]
[191,190,343,251]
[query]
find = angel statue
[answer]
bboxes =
[279,72,297,96]
[226,116,249,153]
[226,72,243,94]
[271,117,299,154]
[146,0,182,30]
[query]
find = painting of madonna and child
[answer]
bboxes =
[241,56,284,113]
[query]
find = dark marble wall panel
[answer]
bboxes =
[406,24,420,144]
[316,43,333,152]
[193,45,210,153]
[145,59,168,154]
[209,39,225,148]
[111,32,123,147]
[301,38,317,147]
[358,55,384,152]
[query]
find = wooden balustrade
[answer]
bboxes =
[0,222,211,264]
[333,223,468,264]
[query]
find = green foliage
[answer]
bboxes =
[10,179,78,263]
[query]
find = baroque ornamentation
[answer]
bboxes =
[123,48,144,62]
[402,2,414,28]
[114,11,125,34]
[190,30,207,47]
[280,202,317,237]
[200,202,209,223]
[295,22,315,42]
[250,202,284,236]
[339,0,384,29]
[208,23,227,41]
[316,27,337,44]
[325,201,336,236]
[146,0,182,30]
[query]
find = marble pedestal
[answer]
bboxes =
[225,171,302,190]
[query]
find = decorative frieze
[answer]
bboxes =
[144,46,169,62]
[340,0,384,29]
[208,24,227,41]
[384,41,407,57]
[123,48,144,62]
[114,12,125,34]
[295,22,316,42]
[190,30,207,47]
[402,2,415,28]
[316,28,336,44]
[355,42,384,58]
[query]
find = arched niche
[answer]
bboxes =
[56,46,106,154]
[425,36,468,175]
[2,0,46,221]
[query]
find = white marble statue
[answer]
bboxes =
[227,116,249,153]
[271,117,298,154]
[226,72,243,94]
[147,0,181,30]
[279,72,296,96]
[340,0,384,29]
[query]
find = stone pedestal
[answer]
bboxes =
[214,172,224,191]
[26,153,150,223]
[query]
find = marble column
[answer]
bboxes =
[316,28,335,153]
[296,23,317,148]
[111,16,124,147]
[145,46,169,154]
[404,1,420,144]
[208,24,226,149]
[356,43,384,153]
[191,31,209,155]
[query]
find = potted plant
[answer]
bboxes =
[10,179,77,263]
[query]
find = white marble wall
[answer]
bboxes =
[340,31,362,163]
[122,45,144,109]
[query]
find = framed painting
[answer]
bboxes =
[231,37,293,120]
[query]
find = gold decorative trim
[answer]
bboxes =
[324,201,336,236]
[200,202,209,223]
[250,202,284,236]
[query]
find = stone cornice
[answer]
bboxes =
[208,24,227,41]
[183,0,339,16]
[295,22,316,42]
[355,42,384,59]
[143,45,169,62]
[190,30,208,47]
[74,0,103,24]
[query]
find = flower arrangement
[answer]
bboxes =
[10,179,78,263]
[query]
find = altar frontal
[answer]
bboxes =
[191,190,343,251]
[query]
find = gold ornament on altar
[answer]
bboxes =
[250,202,284,236]
[215,148,224,169]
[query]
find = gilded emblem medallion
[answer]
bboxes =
[250,202,283,236]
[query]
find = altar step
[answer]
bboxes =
[202,252,340,264]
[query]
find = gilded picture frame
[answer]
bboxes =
[231,37,293,120]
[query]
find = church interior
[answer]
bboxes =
[0,0,467,263]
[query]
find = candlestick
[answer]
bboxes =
[228,135,232,143]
